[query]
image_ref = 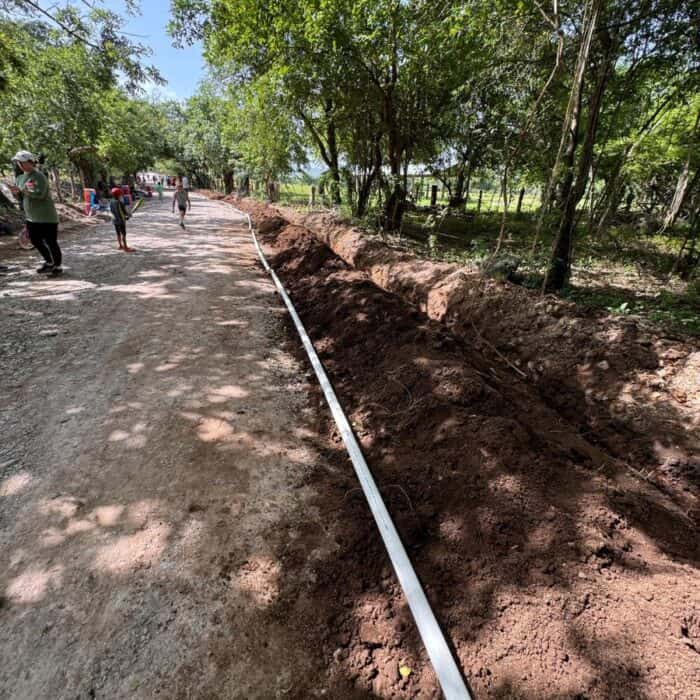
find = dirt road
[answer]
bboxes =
[0,196,338,699]
[2,195,699,700]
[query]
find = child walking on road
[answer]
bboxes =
[172,183,191,228]
[110,187,133,252]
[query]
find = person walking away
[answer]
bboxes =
[109,187,133,252]
[172,183,191,228]
[156,181,163,200]
[9,151,62,275]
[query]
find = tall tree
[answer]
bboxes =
[544,0,698,289]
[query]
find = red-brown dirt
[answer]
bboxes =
[213,194,699,699]
[231,198,699,513]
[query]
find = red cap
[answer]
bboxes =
[111,187,122,197]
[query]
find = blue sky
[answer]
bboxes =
[102,0,206,100]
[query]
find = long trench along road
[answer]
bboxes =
[0,194,349,699]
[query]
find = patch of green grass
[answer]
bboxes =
[564,286,700,337]
[400,211,690,281]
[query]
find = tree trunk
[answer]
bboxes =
[464,165,472,209]
[381,22,405,231]
[382,144,406,229]
[662,163,695,231]
[383,145,406,227]
[533,0,601,257]
[384,181,406,230]
[494,167,510,253]
[544,0,607,290]
[326,110,341,205]
[516,187,525,214]
[354,138,382,218]
[51,168,64,203]
[357,179,374,217]
[402,152,410,198]
[586,165,597,235]
[73,159,91,190]
[223,169,234,195]
[449,163,468,207]
[547,43,612,291]
[661,108,700,231]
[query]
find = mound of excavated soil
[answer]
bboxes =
[196,188,227,200]
[247,207,699,699]
[230,198,699,509]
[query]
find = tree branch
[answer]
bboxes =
[21,0,101,50]
[297,110,331,167]
[533,0,558,30]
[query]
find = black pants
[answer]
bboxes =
[27,221,62,267]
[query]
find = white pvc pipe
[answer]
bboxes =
[233,207,472,700]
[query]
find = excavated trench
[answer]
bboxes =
[213,194,699,699]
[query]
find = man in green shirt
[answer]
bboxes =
[9,150,62,275]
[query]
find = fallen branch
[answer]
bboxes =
[469,321,528,379]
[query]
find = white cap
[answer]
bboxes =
[12,150,35,163]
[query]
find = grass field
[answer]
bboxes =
[250,178,543,214]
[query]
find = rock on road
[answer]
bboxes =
[0,195,335,698]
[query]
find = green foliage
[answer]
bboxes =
[161,83,238,187]
[0,19,24,93]
[223,75,307,187]
[0,26,102,168]
[567,288,700,337]
[399,208,698,336]
[0,2,164,181]
[98,92,168,175]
